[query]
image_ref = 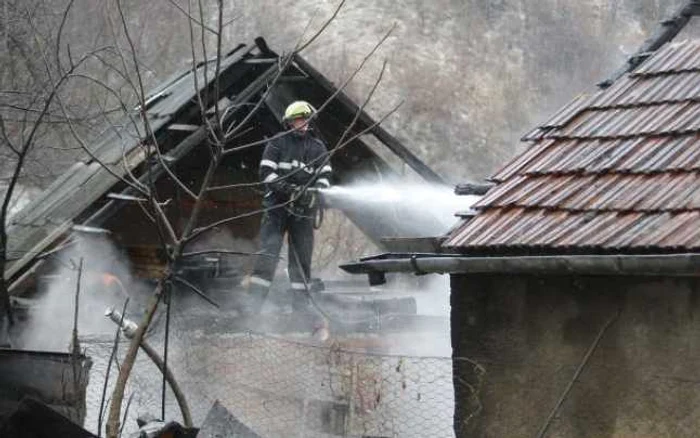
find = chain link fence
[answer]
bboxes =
[80,325,478,437]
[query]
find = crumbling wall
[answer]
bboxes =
[450,274,700,437]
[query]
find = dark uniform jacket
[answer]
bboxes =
[259,132,332,203]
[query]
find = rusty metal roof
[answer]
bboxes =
[445,40,700,253]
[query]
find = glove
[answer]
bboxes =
[271,180,297,196]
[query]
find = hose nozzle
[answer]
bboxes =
[104,307,138,338]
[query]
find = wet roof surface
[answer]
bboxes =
[446,40,700,253]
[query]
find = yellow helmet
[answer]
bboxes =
[283,100,315,121]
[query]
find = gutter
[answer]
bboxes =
[340,253,700,284]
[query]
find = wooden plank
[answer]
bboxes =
[5,221,72,280]
[9,162,88,226]
[6,148,145,281]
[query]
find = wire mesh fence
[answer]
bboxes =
[81,327,480,437]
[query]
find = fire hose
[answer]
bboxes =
[104,308,193,427]
[289,186,324,229]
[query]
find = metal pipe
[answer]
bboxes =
[104,308,193,427]
[340,253,700,277]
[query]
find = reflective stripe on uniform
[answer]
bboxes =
[261,159,278,169]
[321,165,332,173]
[250,276,272,287]
[278,161,314,174]
[290,282,306,290]
[263,173,278,183]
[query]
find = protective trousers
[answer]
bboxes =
[251,203,314,293]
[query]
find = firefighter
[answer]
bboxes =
[245,100,332,315]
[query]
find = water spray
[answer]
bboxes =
[315,182,480,236]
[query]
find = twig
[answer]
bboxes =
[161,284,171,421]
[71,258,83,355]
[106,282,163,438]
[296,0,347,53]
[0,114,20,156]
[185,0,215,140]
[166,0,218,34]
[119,392,134,437]
[173,276,220,308]
[55,0,76,74]
[213,0,224,135]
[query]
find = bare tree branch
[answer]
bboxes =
[55,0,76,75]
[296,0,347,53]
[97,297,129,437]
[173,275,219,308]
[166,0,219,35]
[105,281,163,438]
[0,114,20,156]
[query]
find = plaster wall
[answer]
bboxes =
[450,274,700,438]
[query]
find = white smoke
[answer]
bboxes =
[18,233,149,351]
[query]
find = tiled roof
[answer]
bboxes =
[445,40,700,253]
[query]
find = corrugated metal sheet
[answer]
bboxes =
[446,38,700,253]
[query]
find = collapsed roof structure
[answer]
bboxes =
[2,36,455,436]
[6,37,446,292]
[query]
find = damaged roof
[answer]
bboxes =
[7,38,443,287]
[445,39,700,254]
